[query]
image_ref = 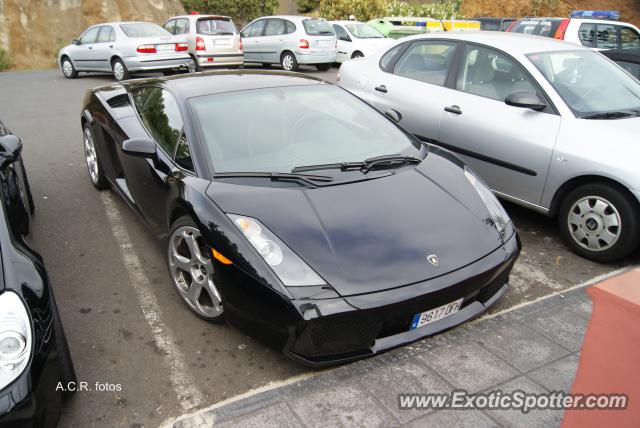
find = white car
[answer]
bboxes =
[330,21,392,62]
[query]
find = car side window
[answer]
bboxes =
[380,43,407,72]
[97,26,114,43]
[578,23,596,47]
[250,20,266,37]
[393,41,457,86]
[456,45,538,102]
[132,87,184,156]
[80,26,100,44]
[285,20,296,34]
[164,20,176,34]
[240,23,252,38]
[264,19,285,36]
[620,27,640,49]
[175,18,189,35]
[174,131,194,171]
[333,24,351,42]
[615,60,640,78]
[596,24,618,49]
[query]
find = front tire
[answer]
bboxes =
[61,57,77,79]
[316,63,332,71]
[112,58,130,81]
[168,216,224,322]
[558,183,640,262]
[280,51,298,71]
[82,123,109,190]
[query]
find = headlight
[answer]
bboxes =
[0,291,32,389]
[228,215,326,286]
[464,167,510,234]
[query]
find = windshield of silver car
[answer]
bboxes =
[527,50,640,118]
[189,85,421,174]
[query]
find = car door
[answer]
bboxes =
[438,43,561,204]
[241,19,267,62]
[332,24,352,61]
[72,26,101,70]
[124,86,186,234]
[93,26,116,71]
[369,40,459,143]
[261,19,286,63]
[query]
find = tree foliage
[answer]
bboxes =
[315,0,463,22]
[297,0,320,13]
[0,49,13,72]
[181,0,279,26]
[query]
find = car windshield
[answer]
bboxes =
[189,85,421,174]
[302,19,334,35]
[197,18,237,35]
[510,19,563,37]
[345,23,384,38]
[120,23,171,38]
[527,50,640,117]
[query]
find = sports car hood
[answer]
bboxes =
[207,157,506,296]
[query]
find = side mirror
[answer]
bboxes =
[122,138,156,157]
[385,109,403,122]
[505,91,547,111]
[72,38,80,45]
[0,135,22,167]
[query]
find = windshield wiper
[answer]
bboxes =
[581,111,634,120]
[212,172,333,187]
[292,154,421,174]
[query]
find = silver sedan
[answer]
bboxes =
[338,32,640,262]
[58,22,191,81]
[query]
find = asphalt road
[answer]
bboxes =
[0,66,636,427]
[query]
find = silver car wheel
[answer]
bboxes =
[83,127,99,185]
[567,196,621,252]
[187,59,197,73]
[113,61,125,80]
[168,226,223,319]
[62,60,73,77]
[282,54,294,71]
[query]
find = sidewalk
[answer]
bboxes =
[170,287,592,428]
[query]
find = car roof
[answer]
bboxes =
[408,31,586,55]
[123,70,327,99]
[330,21,365,25]
[94,21,158,26]
[169,14,232,20]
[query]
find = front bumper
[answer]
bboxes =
[295,49,337,65]
[220,231,520,366]
[197,52,244,67]
[124,55,192,71]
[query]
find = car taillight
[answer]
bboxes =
[175,43,188,52]
[554,19,570,40]
[239,39,243,51]
[196,36,206,51]
[137,45,156,54]
[299,39,309,49]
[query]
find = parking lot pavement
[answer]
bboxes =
[167,287,593,428]
[0,67,637,427]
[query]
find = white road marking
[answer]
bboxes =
[100,192,205,411]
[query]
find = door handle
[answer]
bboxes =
[374,85,388,93]
[109,45,114,48]
[88,46,93,50]
[444,105,462,115]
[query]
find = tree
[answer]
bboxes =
[181,0,279,26]
[297,0,320,13]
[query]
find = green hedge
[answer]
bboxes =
[181,0,279,25]
[0,48,13,72]
[316,0,463,22]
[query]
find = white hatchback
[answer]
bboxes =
[330,21,393,62]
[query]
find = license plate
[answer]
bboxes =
[214,38,232,46]
[156,44,174,51]
[410,298,463,330]
[316,40,332,48]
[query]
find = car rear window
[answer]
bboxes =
[302,19,334,36]
[510,19,563,37]
[197,17,237,35]
[120,23,171,38]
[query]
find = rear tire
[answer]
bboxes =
[316,63,332,71]
[61,57,77,79]
[82,123,109,190]
[280,52,298,71]
[558,183,640,262]
[187,56,199,73]
[112,58,130,81]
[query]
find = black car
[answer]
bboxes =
[473,17,516,32]
[602,48,640,79]
[0,121,76,427]
[80,70,520,366]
